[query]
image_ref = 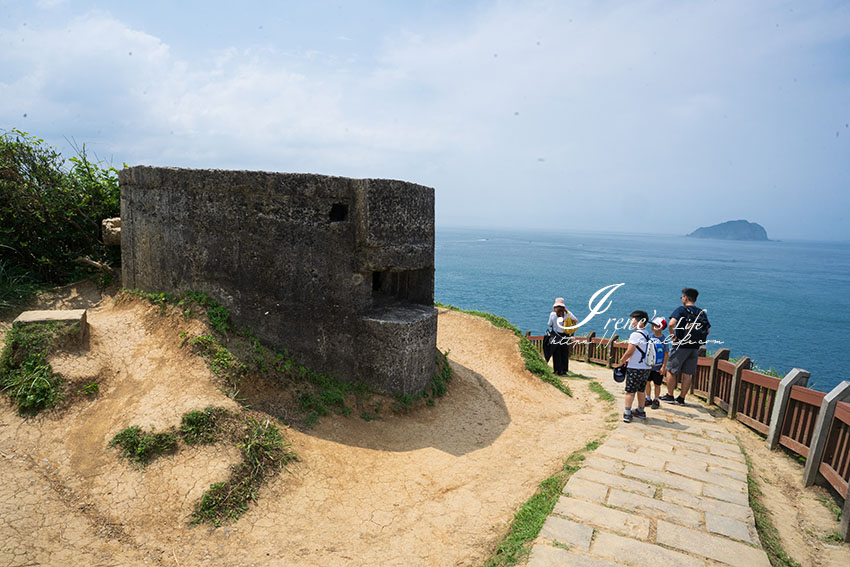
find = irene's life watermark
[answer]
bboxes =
[550,283,723,347]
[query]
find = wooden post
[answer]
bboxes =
[606,335,619,368]
[707,348,730,406]
[842,488,850,541]
[727,357,751,420]
[765,368,810,450]
[585,331,595,364]
[692,347,708,395]
[803,380,850,487]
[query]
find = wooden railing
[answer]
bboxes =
[821,401,850,499]
[524,328,850,537]
[736,369,780,435]
[779,386,826,457]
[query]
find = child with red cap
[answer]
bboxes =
[644,316,670,410]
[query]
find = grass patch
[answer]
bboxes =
[180,407,232,445]
[436,302,570,397]
[77,381,99,396]
[110,425,178,465]
[739,443,801,567]
[484,439,603,567]
[588,381,615,403]
[815,496,843,522]
[0,321,79,414]
[192,418,296,526]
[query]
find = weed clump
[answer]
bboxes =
[110,426,178,465]
[180,407,231,445]
[0,322,76,414]
[193,418,296,526]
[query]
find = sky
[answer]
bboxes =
[1,0,849,240]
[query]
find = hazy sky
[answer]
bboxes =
[2,1,848,240]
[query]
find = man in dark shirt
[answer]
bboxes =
[659,287,710,405]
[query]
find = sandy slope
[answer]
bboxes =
[0,294,610,567]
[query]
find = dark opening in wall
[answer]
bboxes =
[371,268,432,306]
[329,203,348,222]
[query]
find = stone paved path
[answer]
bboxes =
[527,361,771,567]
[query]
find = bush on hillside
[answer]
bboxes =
[0,128,120,288]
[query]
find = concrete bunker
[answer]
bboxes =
[119,166,437,395]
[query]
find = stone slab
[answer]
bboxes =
[705,511,757,544]
[539,515,594,550]
[583,456,624,475]
[711,465,748,482]
[662,488,753,523]
[607,436,675,454]
[666,460,734,488]
[14,309,87,326]
[596,445,668,471]
[573,468,655,498]
[621,464,704,494]
[564,476,609,503]
[657,520,770,567]
[702,482,749,506]
[607,489,702,529]
[591,530,706,567]
[553,497,650,540]
[675,448,748,473]
[527,545,625,567]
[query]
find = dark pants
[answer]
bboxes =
[552,333,570,374]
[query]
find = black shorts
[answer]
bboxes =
[648,370,664,385]
[625,368,649,393]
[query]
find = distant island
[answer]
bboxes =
[687,220,769,241]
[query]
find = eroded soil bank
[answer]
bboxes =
[0,293,609,566]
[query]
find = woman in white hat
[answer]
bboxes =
[548,297,577,375]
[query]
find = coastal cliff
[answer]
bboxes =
[688,219,769,241]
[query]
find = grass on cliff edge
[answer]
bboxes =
[435,302,571,397]
[0,321,81,415]
[122,289,453,429]
[484,438,604,567]
[739,443,801,567]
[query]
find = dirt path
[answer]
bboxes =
[728,419,850,567]
[0,298,610,566]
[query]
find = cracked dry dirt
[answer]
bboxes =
[0,293,609,567]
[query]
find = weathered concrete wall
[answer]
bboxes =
[119,166,436,395]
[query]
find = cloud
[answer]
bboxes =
[1,2,848,239]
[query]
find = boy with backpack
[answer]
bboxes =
[644,317,670,410]
[659,288,711,406]
[615,310,651,423]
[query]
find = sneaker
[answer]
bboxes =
[675,396,686,406]
[658,394,676,402]
[651,398,660,410]
[623,411,632,423]
[633,408,647,419]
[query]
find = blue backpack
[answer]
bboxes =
[636,333,665,369]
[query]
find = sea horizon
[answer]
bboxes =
[434,226,850,394]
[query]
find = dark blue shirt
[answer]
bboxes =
[670,305,710,349]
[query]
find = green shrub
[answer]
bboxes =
[0,128,120,286]
[110,425,178,465]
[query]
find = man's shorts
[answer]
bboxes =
[668,347,699,376]
[625,368,649,393]
[648,370,664,385]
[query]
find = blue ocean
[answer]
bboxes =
[435,227,850,393]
